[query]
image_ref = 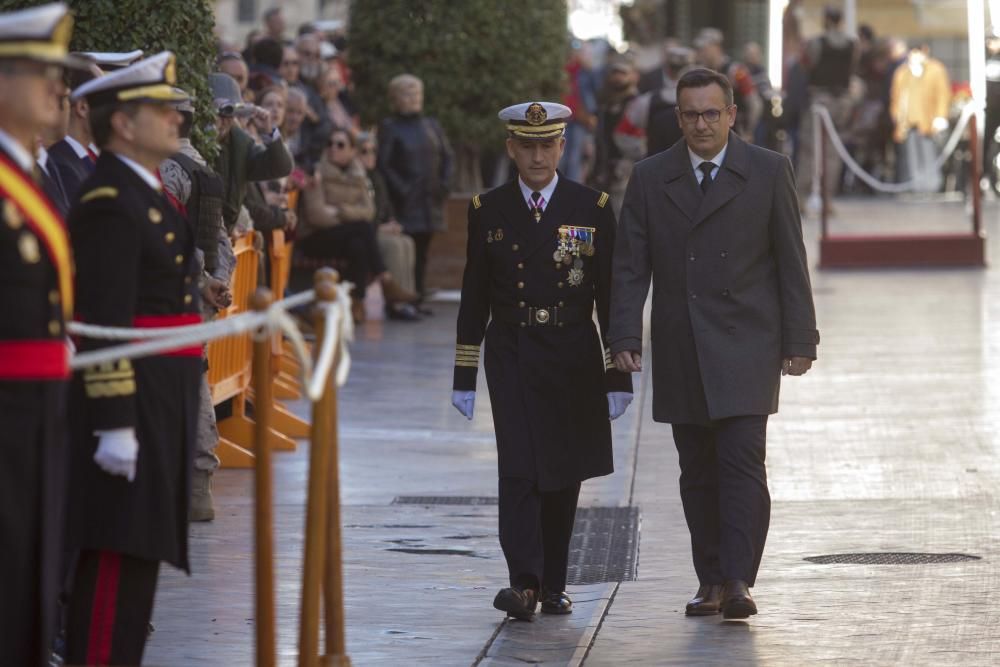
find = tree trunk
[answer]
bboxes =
[453,143,483,195]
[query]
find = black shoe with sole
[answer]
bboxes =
[493,587,537,621]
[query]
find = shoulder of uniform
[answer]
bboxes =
[597,191,610,208]
[79,186,119,204]
[472,193,482,209]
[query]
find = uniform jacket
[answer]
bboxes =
[609,133,818,424]
[67,152,202,570]
[454,176,632,490]
[0,144,72,664]
[48,138,94,203]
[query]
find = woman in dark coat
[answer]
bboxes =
[376,73,453,306]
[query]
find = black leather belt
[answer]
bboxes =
[491,304,592,328]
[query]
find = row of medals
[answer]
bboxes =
[554,228,595,287]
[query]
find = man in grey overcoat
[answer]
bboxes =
[609,68,819,619]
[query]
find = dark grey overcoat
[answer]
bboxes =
[608,132,819,424]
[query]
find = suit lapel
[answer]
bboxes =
[524,175,577,260]
[661,143,701,223]
[495,179,532,245]
[693,132,749,226]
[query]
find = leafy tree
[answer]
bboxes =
[0,0,218,160]
[348,0,568,192]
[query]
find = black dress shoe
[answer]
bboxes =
[540,590,573,614]
[721,580,757,619]
[493,586,537,621]
[685,584,723,616]
[387,303,421,321]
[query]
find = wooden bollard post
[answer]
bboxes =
[251,288,276,667]
[298,271,338,667]
[321,272,351,666]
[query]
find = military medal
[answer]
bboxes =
[567,268,584,286]
[573,258,583,269]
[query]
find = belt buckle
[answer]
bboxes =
[534,308,550,325]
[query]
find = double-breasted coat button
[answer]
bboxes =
[558,301,564,307]
[517,262,524,269]
[48,320,60,336]
[48,289,59,305]
[722,289,730,297]
[558,282,564,288]
[690,292,697,300]
[175,254,184,265]
[165,232,175,243]
[184,295,193,304]
[689,253,696,261]
[520,322,526,328]
[512,243,520,251]
[558,322,564,328]
[149,208,162,223]
[518,301,525,308]
[517,281,524,289]
[720,250,728,258]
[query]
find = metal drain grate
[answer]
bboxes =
[567,507,640,585]
[392,496,499,506]
[805,552,981,565]
[388,497,641,583]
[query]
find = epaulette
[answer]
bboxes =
[79,187,118,203]
[597,192,609,209]
[472,194,482,209]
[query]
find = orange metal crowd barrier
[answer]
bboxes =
[208,232,298,468]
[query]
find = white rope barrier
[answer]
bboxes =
[809,102,980,203]
[68,282,354,396]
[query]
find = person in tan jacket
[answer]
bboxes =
[890,45,951,190]
[300,126,417,321]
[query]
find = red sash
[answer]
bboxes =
[133,314,202,357]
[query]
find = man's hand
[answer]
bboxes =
[93,428,139,482]
[202,277,232,310]
[451,390,475,420]
[283,209,298,232]
[251,106,274,135]
[782,356,813,376]
[607,392,633,420]
[614,350,642,373]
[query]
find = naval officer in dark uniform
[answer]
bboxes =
[63,51,202,665]
[453,101,633,621]
[0,5,87,665]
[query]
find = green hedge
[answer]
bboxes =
[0,0,218,160]
[348,0,568,190]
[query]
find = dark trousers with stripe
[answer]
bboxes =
[672,415,771,587]
[498,477,580,592]
[65,550,159,666]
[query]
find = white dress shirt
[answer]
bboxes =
[518,172,559,216]
[688,143,729,185]
[116,154,162,192]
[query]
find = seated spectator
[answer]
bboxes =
[282,87,326,169]
[358,131,419,321]
[300,127,418,323]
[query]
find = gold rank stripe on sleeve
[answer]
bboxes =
[455,343,481,368]
[597,192,609,208]
[84,359,136,398]
[0,154,73,320]
[604,348,615,371]
[472,194,482,209]
[79,186,119,203]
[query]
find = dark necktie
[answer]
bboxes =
[530,191,543,222]
[698,162,715,194]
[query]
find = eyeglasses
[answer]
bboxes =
[678,106,732,124]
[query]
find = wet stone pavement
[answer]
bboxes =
[145,197,1000,666]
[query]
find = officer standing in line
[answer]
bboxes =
[63,52,202,665]
[0,4,85,665]
[452,102,633,621]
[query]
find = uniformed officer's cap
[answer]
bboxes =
[169,87,194,114]
[0,2,88,69]
[499,102,572,140]
[77,49,143,71]
[72,51,188,108]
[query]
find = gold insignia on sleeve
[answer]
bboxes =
[455,343,481,368]
[472,194,482,209]
[18,232,40,264]
[4,200,23,229]
[79,187,118,203]
[525,103,547,126]
[597,192,609,208]
[149,208,163,224]
[84,359,136,398]
[604,348,615,371]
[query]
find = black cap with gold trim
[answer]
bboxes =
[499,101,572,140]
[0,2,87,68]
[72,51,188,108]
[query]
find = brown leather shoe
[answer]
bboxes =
[721,580,757,619]
[493,586,537,621]
[540,590,573,614]
[381,276,419,304]
[685,584,723,616]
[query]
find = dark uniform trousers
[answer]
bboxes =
[0,146,74,667]
[65,550,159,666]
[499,478,581,591]
[454,176,631,595]
[672,415,770,586]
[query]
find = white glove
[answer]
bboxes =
[608,392,634,420]
[93,428,139,482]
[451,390,475,420]
[931,116,949,133]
